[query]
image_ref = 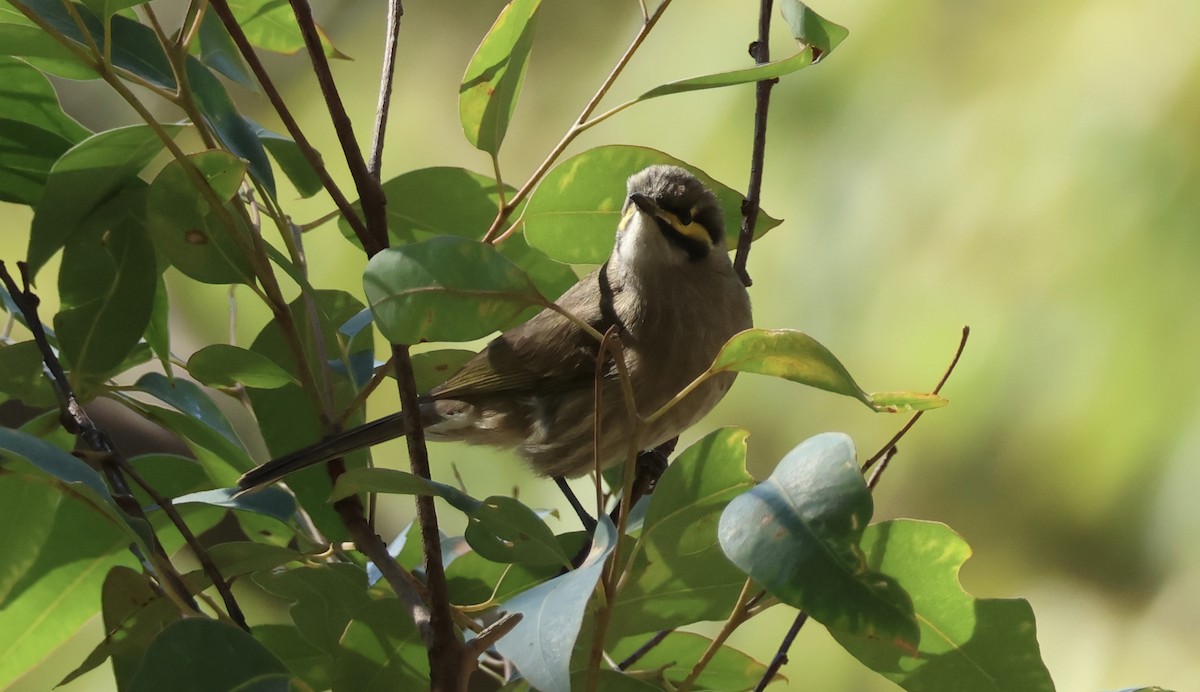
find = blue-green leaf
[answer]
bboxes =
[718,433,919,647]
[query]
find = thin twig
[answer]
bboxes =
[285,0,388,252]
[617,628,674,670]
[116,455,248,628]
[369,0,404,180]
[677,578,757,691]
[866,445,898,491]
[733,0,779,287]
[754,611,808,691]
[861,326,970,475]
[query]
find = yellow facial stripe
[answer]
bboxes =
[664,213,712,246]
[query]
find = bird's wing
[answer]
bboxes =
[428,265,623,401]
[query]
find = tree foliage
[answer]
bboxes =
[0,1,1078,690]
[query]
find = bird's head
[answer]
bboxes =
[615,165,726,271]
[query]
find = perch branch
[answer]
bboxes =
[733,0,779,287]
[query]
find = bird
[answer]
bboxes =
[237,165,753,498]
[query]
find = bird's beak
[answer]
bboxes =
[628,192,657,216]
[629,193,713,247]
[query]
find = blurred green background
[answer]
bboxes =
[5,0,1199,689]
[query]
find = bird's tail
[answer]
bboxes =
[236,412,409,494]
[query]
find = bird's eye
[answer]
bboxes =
[677,209,692,225]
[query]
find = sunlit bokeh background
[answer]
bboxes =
[6,0,1200,689]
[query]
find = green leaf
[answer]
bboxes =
[363,236,545,344]
[59,566,181,689]
[610,631,771,690]
[342,166,510,245]
[128,619,290,692]
[718,433,920,647]
[253,625,332,692]
[145,149,256,285]
[333,598,430,690]
[0,118,75,205]
[132,373,253,483]
[0,56,89,204]
[329,467,479,513]
[339,166,577,304]
[18,4,273,194]
[780,0,849,59]
[409,348,475,392]
[459,0,542,155]
[173,488,297,523]
[226,0,348,58]
[523,145,782,264]
[465,495,571,567]
[254,563,373,657]
[145,271,172,375]
[206,541,302,579]
[134,373,246,452]
[831,520,1055,692]
[55,190,157,378]
[188,344,299,389]
[0,56,89,141]
[495,516,617,692]
[638,46,814,102]
[610,428,756,637]
[709,329,948,412]
[0,477,139,689]
[256,125,323,198]
[444,534,586,607]
[195,9,256,88]
[26,123,178,276]
[0,341,55,407]
[128,453,210,504]
[81,0,147,19]
[0,8,95,79]
[185,58,276,195]
[9,1,175,87]
[0,429,152,549]
[0,475,59,605]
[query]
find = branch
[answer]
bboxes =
[754,611,808,691]
[333,492,432,633]
[369,0,404,180]
[733,0,779,287]
[392,344,466,690]
[285,0,388,253]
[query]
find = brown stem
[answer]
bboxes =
[392,344,465,690]
[733,0,779,287]
[754,611,809,691]
[284,0,388,253]
[369,1,404,180]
